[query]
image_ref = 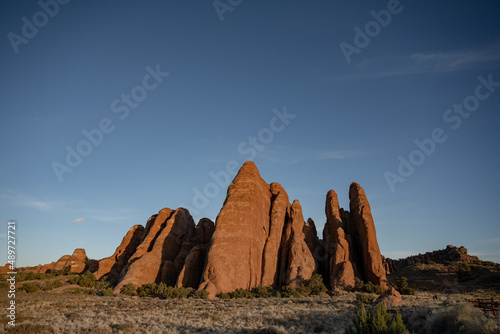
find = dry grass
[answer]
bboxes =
[1,288,499,333]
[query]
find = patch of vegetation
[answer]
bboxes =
[42,280,64,291]
[299,274,328,295]
[345,304,410,334]
[68,271,96,288]
[103,287,114,297]
[21,282,39,293]
[136,282,209,299]
[405,303,497,334]
[428,260,436,265]
[252,286,273,298]
[355,292,375,305]
[281,286,302,298]
[121,283,137,296]
[391,276,415,295]
[229,288,255,299]
[355,278,383,294]
[217,292,230,299]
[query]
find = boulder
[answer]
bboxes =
[372,286,403,307]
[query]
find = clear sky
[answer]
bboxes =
[1,0,499,267]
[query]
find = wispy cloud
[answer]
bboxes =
[258,146,370,164]
[72,218,84,224]
[0,189,56,212]
[330,42,500,81]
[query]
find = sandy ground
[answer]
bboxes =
[2,288,498,333]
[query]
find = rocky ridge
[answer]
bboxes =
[19,161,391,297]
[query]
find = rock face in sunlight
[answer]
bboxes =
[66,248,88,274]
[324,190,356,290]
[95,224,145,280]
[349,182,389,290]
[25,161,392,297]
[113,208,195,293]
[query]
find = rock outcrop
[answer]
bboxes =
[114,208,195,293]
[65,248,88,273]
[349,183,389,290]
[176,218,215,288]
[384,245,481,273]
[19,161,393,298]
[199,161,318,297]
[95,225,145,280]
[372,286,403,307]
[324,190,356,290]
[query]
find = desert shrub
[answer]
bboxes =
[218,292,230,299]
[94,277,110,291]
[301,274,328,295]
[21,282,39,293]
[355,278,383,294]
[345,304,410,334]
[71,288,83,294]
[42,280,63,291]
[103,288,114,297]
[137,282,159,297]
[190,289,209,299]
[252,286,273,298]
[356,292,375,305]
[121,283,136,296]
[391,276,415,295]
[229,288,255,299]
[68,271,96,287]
[281,286,302,298]
[428,261,436,265]
[421,303,497,334]
[274,291,282,298]
[85,289,98,295]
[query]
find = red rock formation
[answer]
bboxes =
[261,182,290,287]
[384,245,481,273]
[95,225,145,280]
[52,255,71,271]
[324,190,356,290]
[39,262,55,273]
[114,208,194,293]
[65,248,88,273]
[372,286,403,307]
[199,161,272,297]
[176,218,215,288]
[280,200,316,287]
[349,183,388,290]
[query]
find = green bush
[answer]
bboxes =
[42,280,64,291]
[356,292,375,305]
[21,282,39,293]
[345,304,410,334]
[355,278,383,294]
[190,289,209,299]
[229,288,255,299]
[218,292,230,299]
[300,274,328,295]
[94,278,110,291]
[103,288,114,297]
[252,286,273,298]
[121,283,136,296]
[391,276,415,295]
[428,260,436,265]
[274,291,281,298]
[281,286,302,298]
[72,288,83,294]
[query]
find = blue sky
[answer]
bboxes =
[1,0,499,267]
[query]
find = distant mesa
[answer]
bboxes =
[21,161,448,297]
